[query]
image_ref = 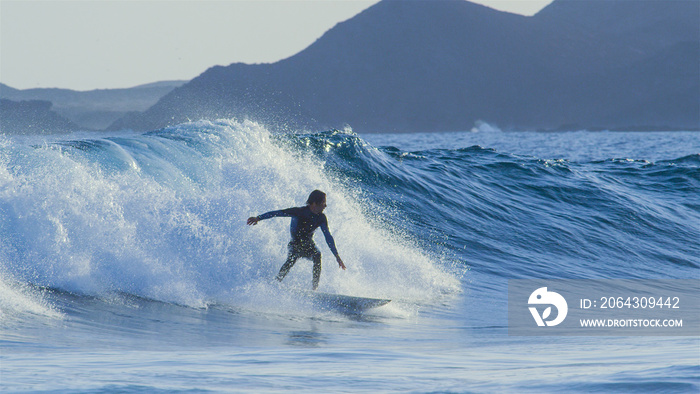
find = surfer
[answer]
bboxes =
[247,190,346,290]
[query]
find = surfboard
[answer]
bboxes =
[300,291,391,311]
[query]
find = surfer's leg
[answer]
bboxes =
[311,250,322,291]
[276,254,297,281]
[291,239,321,290]
[277,242,299,282]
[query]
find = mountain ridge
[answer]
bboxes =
[6,0,697,134]
[112,0,696,132]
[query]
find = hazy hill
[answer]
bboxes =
[0,99,80,135]
[111,0,699,132]
[0,81,186,130]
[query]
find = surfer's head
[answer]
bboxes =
[307,190,327,214]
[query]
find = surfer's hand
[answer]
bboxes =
[337,256,346,270]
[247,216,259,226]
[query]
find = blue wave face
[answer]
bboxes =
[1,122,698,318]
[283,130,700,281]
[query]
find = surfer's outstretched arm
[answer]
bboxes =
[247,208,300,226]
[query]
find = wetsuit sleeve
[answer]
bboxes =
[320,215,339,257]
[257,207,301,220]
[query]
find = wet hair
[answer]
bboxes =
[306,190,326,205]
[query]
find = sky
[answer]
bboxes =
[1,0,553,91]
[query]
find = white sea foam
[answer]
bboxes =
[0,273,62,320]
[471,120,502,133]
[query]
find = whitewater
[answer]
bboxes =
[1,120,698,392]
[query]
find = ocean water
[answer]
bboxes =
[1,120,698,392]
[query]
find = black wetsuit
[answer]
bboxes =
[257,206,338,289]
